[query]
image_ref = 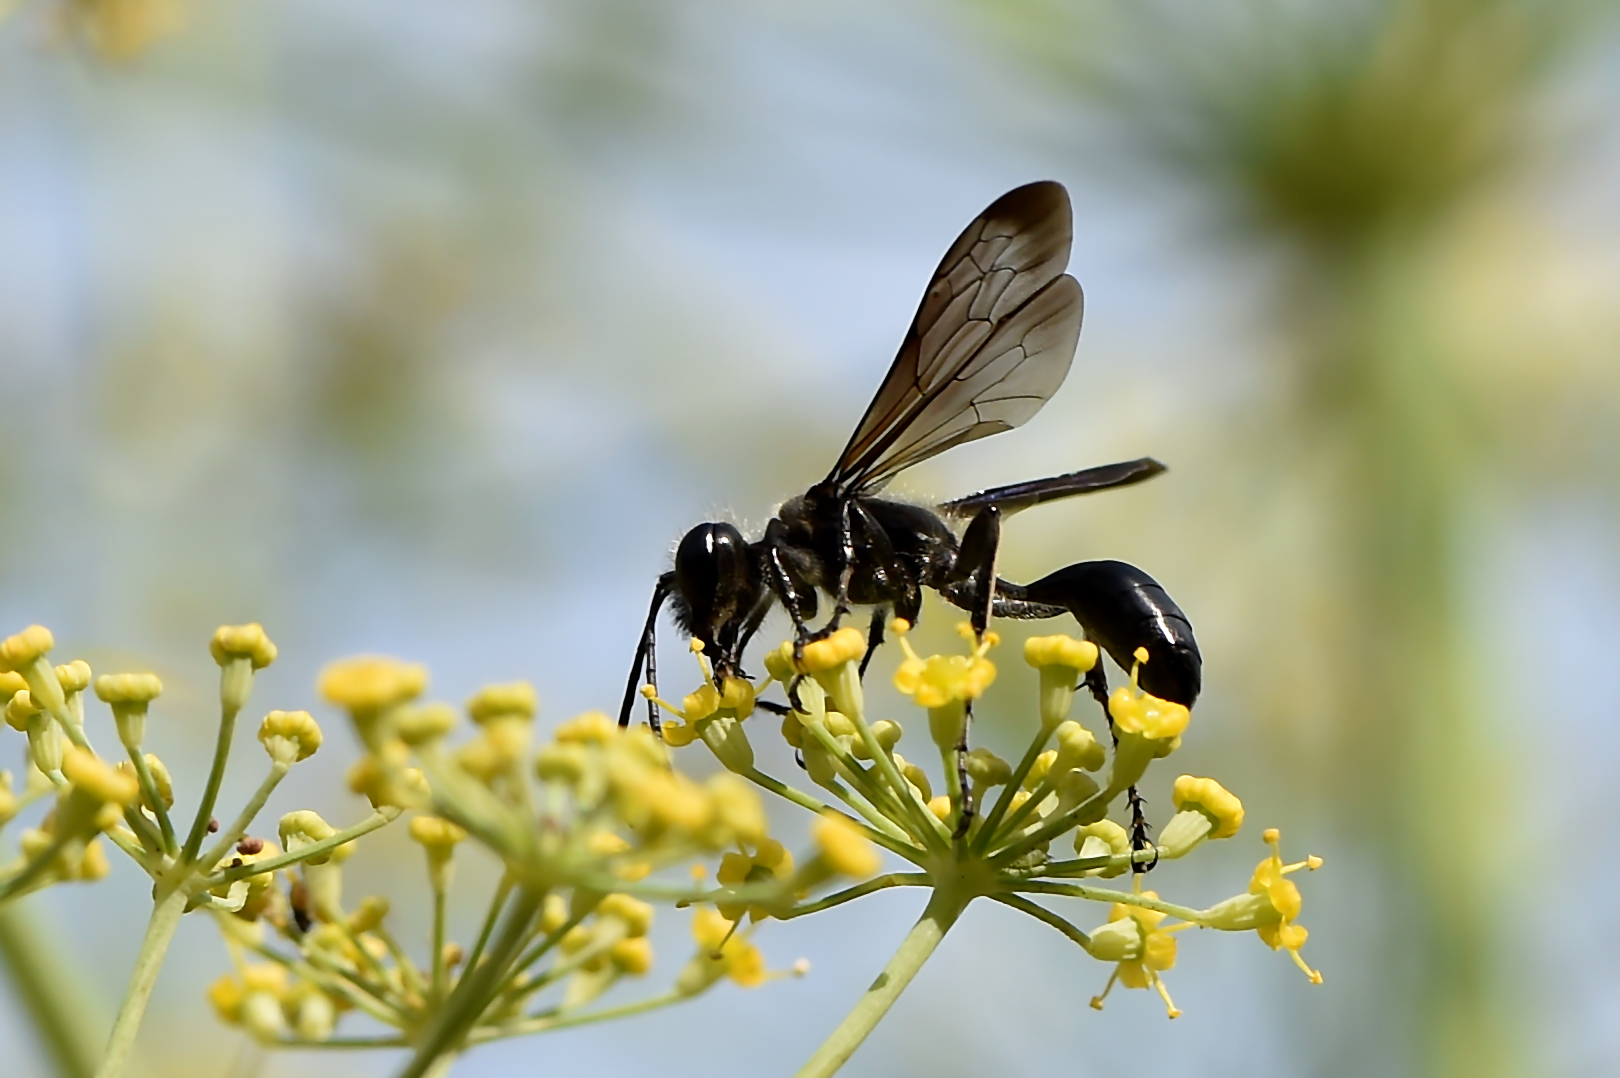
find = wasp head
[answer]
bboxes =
[668,521,764,681]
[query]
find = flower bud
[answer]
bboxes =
[279,810,339,865]
[0,625,54,673]
[892,752,931,802]
[96,673,164,750]
[210,624,278,670]
[698,712,754,774]
[1052,721,1105,773]
[467,682,538,725]
[964,747,1011,789]
[812,811,881,877]
[707,773,769,847]
[1074,819,1131,877]
[1170,775,1243,839]
[116,754,174,811]
[395,702,458,745]
[319,656,427,714]
[259,710,323,765]
[1085,915,1144,962]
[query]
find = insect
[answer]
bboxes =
[617,181,1199,840]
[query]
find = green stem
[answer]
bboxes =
[990,786,1113,866]
[274,1035,410,1049]
[843,702,944,850]
[467,989,686,1043]
[792,886,971,1078]
[94,885,189,1078]
[777,873,927,919]
[1012,880,1205,922]
[0,831,76,904]
[202,810,396,887]
[0,903,99,1078]
[431,885,448,1000]
[742,767,924,864]
[196,763,289,871]
[989,893,1091,950]
[972,729,1052,855]
[123,749,177,856]
[463,875,514,973]
[181,702,241,864]
[396,886,543,1078]
[800,722,921,846]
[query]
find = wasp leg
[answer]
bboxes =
[952,505,1003,638]
[1082,661,1157,872]
[858,609,886,680]
[618,573,674,732]
[939,505,1003,839]
[827,495,858,634]
[844,501,916,680]
[762,520,817,666]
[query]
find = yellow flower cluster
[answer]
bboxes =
[641,619,1321,1022]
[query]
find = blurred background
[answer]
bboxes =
[2,0,1618,1075]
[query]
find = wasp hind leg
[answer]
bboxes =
[1082,662,1157,872]
[618,573,674,734]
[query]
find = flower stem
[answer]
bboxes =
[396,886,543,1078]
[0,903,99,1078]
[792,885,971,1078]
[181,703,240,864]
[94,884,189,1078]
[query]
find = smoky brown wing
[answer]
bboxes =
[829,181,1081,494]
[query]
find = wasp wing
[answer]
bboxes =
[938,458,1167,518]
[829,181,1082,496]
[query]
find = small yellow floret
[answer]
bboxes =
[408,815,467,851]
[279,810,339,865]
[0,626,54,672]
[4,691,38,732]
[319,656,427,711]
[210,624,278,670]
[894,652,996,708]
[554,710,618,745]
[598,893,655,936]
[796,627,867,673]
[468,682,538,724]
[55,661,92,695]
[1024,634,1098,672]
[395,703,458,745]
[61,746,140,807]
[259,710,323,763]
[1109,687,1190,741]
[0,671,27,699]
[1171,775,1244,838]
[610,936,655,975]
[813,812,881,877]
[93,673,163,705]
[116,754,174,811]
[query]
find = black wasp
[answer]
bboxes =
[617,182,1199,842]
